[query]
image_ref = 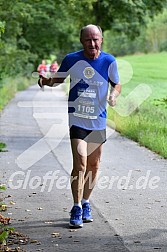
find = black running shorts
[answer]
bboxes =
[70,125,106,144]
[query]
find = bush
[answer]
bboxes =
[160,40,167,51]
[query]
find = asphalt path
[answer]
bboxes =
[0,84,167,252]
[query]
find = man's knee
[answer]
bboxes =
[72,162,86,174]
[87,160,99,171]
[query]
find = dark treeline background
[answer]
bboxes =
[0,0,167,80]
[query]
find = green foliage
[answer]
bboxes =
[0,184,15,249]
[0,21,5,38]
[0,0,35,78]
[0,186,7,245]
[0,143,7,152]
[0,0,166,79]
[0,230,9,245]
[0,227,15,245]
[103,8,167,56]
[146,9,167,52]
[0,185,6,191]
[160,40,167,51]
[0,186,14,246]
[91,0,167,37]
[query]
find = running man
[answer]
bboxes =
[38,24,121,228]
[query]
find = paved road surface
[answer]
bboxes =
[0,84,167,252]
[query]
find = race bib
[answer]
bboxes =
[73,88,98,119]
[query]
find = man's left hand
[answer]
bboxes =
[107,89,120,107]
[108,95,116,107]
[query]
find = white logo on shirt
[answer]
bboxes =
[83,67,95,79]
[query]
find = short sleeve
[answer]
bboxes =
[108,60,120,87]
[58,55,70,73]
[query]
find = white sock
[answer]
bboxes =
[74,202,82,208]
[81,198,89,205]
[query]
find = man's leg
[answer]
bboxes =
[69,139,103,226]
[70,139,87,204]
[81,143,103,222]
[69,139,88,227]
[83,143,103,200]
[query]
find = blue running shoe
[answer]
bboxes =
[69,206,83,228]
[82,202,93,222]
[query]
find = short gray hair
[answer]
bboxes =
[80,24,103,39]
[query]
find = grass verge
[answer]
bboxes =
[0,76,33,111]
[108,52,167,158]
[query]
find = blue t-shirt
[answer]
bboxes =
[58,50,119,130]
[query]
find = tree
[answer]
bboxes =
[0,0,36,78]
[146,9,167,52]
[90,0,167,38]
[0,0,167,79]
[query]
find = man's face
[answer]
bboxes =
[80,27,103,59]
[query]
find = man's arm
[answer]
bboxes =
[108,83,121,107]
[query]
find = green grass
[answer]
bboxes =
[0,77,33,111]
[108,52,167,158]
[0,76,33,152]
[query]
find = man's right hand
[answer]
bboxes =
[38,75,51,88]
